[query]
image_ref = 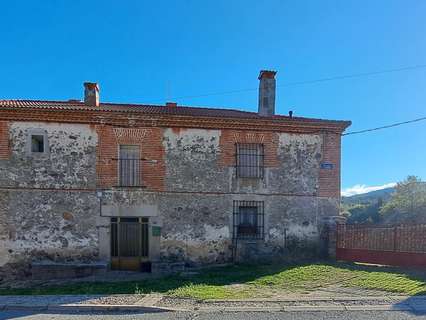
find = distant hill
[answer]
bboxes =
[342,187,395,205]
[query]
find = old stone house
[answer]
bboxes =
[0,71,350,279]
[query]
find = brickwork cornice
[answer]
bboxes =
[0,108,349,134]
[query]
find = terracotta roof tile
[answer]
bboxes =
[0,99,351,127]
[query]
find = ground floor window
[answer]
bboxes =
[233,201,264,239]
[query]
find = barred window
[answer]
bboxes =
[233,201,264,239]
[119,145,140,186]
[235,143,264,178]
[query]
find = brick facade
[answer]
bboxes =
[94,125,343,197]
[0,121,9,160]
[318,132,341,198]
[96,125,165,191]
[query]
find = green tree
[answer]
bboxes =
[380,176,426,221]
[346,199,383,224]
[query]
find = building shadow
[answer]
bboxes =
[392,295,426,315]
[0,308,169,320]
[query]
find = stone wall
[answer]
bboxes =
[0,122,97,188]
[99,191,340,265]
[0,121,342,280]
[99,128,340,265]
[0,122,100,281]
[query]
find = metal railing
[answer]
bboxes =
[118,158,141,187]
[232,200,264,239]
[235,143,264,178]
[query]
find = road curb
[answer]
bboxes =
[0,303,423,313]
[1,294,426,313]
[203,295,411,303]
[1,304,180,313]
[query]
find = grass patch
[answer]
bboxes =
[169,284,251,300]
[2,262,426,299]
[345,270,426,295]
[250,264,355,291]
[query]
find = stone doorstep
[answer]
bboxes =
[30,262,108,281]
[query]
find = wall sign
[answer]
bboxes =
[320,162,334,170]
[152,226,161,237]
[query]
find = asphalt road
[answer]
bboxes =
[1,311,426,320]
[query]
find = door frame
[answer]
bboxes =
[110,216,150,271]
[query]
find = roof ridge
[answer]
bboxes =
[0,99,255,114]
[0,99,351,127]
[101,101,255,113]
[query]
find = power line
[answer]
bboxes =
[343,116,426,136]
[170,64,426,100]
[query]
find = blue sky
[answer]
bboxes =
[0,1,425,193]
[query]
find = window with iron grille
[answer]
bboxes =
[118,145,140,186]
[235,143,264,178]
[233,201,264,239]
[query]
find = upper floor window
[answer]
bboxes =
[235,143,264,178]
[27,129,49,156]
[118,145,140,187]
[233,200,264,239]
[31,135,45,153]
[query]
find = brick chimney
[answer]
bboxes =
[84,82,100,106]
[258,70,277,116]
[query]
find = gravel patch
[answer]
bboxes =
[70,294,146,305]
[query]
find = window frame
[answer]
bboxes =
[235,143,264,179]
[233,200,264,240]
[31,135,45,153]
[118,145,141,187]
[26,129,49,156]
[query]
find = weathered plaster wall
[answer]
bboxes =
[163,128,229,192]
[0,122,97,188]
[162,129,326,195]
[0,191,99,266]
[268,133,322,194]
[0,121,341,279]
[158,194,337,264]
[100,190,232,265]
[156,128,338,263]
[158,193,233,265]
[0,122,100,281]
[100,191,338,265]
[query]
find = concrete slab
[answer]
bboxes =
[284,305,346,312]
